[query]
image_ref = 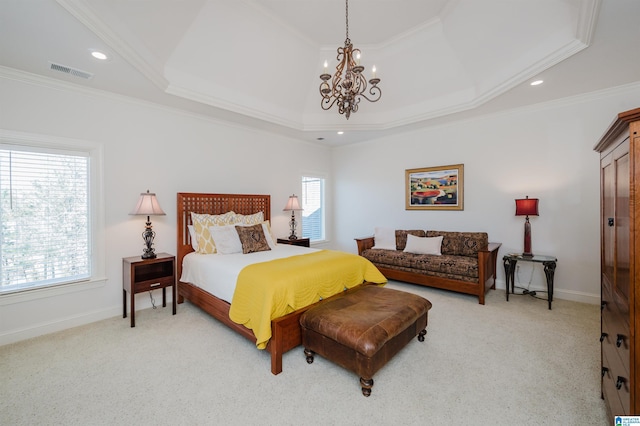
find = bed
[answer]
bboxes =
[176,192,385,375]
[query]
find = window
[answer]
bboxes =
[301,175,325,242]
[0,130,103,294]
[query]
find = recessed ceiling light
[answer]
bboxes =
[530,80,543,86]
[91,50,108,60]
[337,131,344,135]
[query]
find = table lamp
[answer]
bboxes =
[515,195,539,257]
[130,190,166,259]
[283,194,303,240]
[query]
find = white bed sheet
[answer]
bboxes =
[180,244,320,303]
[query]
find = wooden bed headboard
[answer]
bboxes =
[176,192,271,280]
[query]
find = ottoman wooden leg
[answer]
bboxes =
[418,329,427,342]
[360,377,374,397]
[304,348,315,364]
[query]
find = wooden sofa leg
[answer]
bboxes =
[418,329,426,342]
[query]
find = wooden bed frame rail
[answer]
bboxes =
[176,192,322,375]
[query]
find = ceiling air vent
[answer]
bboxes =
[49,62,93,80]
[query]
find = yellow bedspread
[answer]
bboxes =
[228,250,387,349]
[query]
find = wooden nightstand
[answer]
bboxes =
[277,237,310,248]
[123,253,176,327]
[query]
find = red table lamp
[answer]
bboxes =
[515,196,539,257]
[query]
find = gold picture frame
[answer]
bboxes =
[405,164,464,210]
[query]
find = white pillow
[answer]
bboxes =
[261,221,277,250]
[188,225,199,251]
[208,225,243,254]
[372,227,396,250]
[403,234,443,255]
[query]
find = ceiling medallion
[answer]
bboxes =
[319,0,381,119]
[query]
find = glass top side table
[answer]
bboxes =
[503,253,557,309]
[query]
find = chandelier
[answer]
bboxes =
[319,0,381,119]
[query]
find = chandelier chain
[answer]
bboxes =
[345,0,349,41]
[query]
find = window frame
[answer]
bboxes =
[300,173,327,244]
[0,129,105,301]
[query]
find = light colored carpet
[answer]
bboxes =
[0,282,608,425]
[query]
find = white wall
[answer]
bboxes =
[0,75,332,344]
[332,83,640,304]
[2,72,639,344]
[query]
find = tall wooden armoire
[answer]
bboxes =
[595,107,640,416]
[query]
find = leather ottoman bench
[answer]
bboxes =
[300,285,432,396]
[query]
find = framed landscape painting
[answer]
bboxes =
[405,164,464,210]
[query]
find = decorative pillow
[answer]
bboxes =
[235,224,272,254]
[425,230,488,256]
[403,234,443,255]
[234,221,277,250]
[188,225,199,251]
[426,231,459,255]
[208,225,243,254]
[191,211,236,254]
[234,211,264,225]
[372,227,396,250]
[395,229,427,251]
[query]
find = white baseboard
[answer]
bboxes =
[0,306,121,346]
[494,279,599,305]
[1,280,599,347]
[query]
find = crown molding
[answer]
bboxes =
[576,0,601,44]
[0,66,313,144]
[165,83,304,131]
[55,0,169,91]
[4,61,638,148]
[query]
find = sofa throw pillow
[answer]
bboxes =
[209,225,243,254]
[395,229,427,251]
[403,234,443,255]
[235,224,272,254]
[372,227,396,250]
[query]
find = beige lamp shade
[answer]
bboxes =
[130,190,166,216]
[283,195,303,211]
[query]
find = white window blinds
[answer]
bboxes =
[0,147,90,292]
[301,176,325,242]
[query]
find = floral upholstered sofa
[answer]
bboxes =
[355,229,501,305]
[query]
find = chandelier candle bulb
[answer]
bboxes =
[372,66,376,78]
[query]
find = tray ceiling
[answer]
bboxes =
[2,0,640,145]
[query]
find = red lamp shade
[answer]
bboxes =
[515,196,539,217]
[515,196,539,257]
